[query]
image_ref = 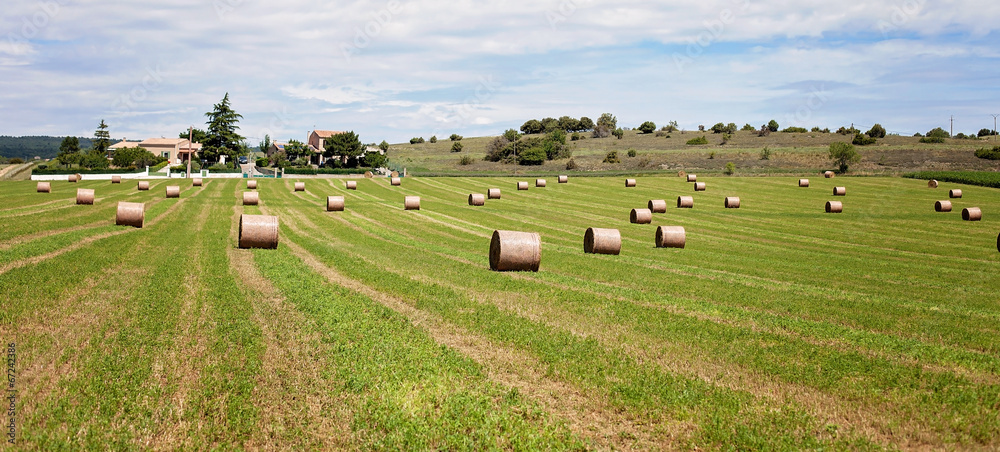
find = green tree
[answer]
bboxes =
[449,134,462,141]
[557,116,580,132]
[767,119,779,132]
[867,123,886,138]
[926,127,950,138]
[364,150,387,168]
[93,120,110,157]
[203,93,244,163]
[593,113,617,138]
[81,148,110,170]
[612,128,624,139]
[710,122,727,134]
[829,141,860,173]
[429,135,437,143]
[258,134,271,154]
[324,131,363,166]
[451,141,464,152]
[179,128,209,144]
[379,140,391,151]
[578,117,594,131]
[517,146,547,165]
[638,121,657,134]
[741,123,755,131]
[284,139,309,161]
[57,136,80,167]
[502,128,521,142]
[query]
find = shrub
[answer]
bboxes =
[722,133,732,144]
[638,157,651,168]
[612,128,624,139]
[767,120,779,132]
[724,162,735,175]
[654,131,667,137]
[602,151,620,164]
[759,146,772,160]
[565,158,577,170]
[256,157,268,167]
[627,149,637,157]
[829,141,860,173]
[518,147,547,165]
[9,158,24,164]
[919,136,945,143]
[451,142,464,152]
[364,151,387,168]
[686,136,709,145]
[867,123,886,138]
[974,146,1000,160]
[409,137,425,144]
[708,151,715,159]
[429,135,437,143]
[955,133,967,139]
[638,121,656,134]
[449,133,463,141]
[459,155,475,165]
[741,123,755,131]
[710,122,726,134]
[978,128,996,137]
[571,132,582,141]
[926,127,950,138]
[781,127,808,133]
[483,136,511,162]
[853,133,877,146]
[664,121,679,132]
[836,126,859,135]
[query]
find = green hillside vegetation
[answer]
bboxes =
[0,136,97,160]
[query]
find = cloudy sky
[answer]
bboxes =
[2,0,999,145]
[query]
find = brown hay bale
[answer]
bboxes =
[75,173,82,182]
[655,226,686,248]
[68,174,78,183]
[488,188,501,199]
[36,182,51,193]
[391,177,401,186]
[76,188,95,205]
[364,171,373,178]
[833,186,846,196]
[962,207,982,221]
[137,181,149,191]
[327,196,345,211]
[111,175,121,184]
[404,196,420,210]
[243,191,259,206]
[517,181,528,190]
[238,214,279,249]
[584,227,621,255]
[346,181,357,190]
[193,178,203,187]
[625,178,636,187]
[676,196,694,208]
[536,179,547,187]
[824,171,835,178]
[677,170,686,178]
[949,189,962,198]
[558,175,568,183]
[247,180,258,189]
[648,199,667,213]
[724,197,740,208]
[294,182,305,192]
[825,201,843,213]
[115,202,144,228]
[934,200,952,212]
[686,174,697,182]
[165,185,180,198]
[630,208,652,224]
[928,179,939,188]
[799,179,809,187]
[694,182,706,191]
[391,171,399,177]
[489,230,540,272]
[468,193,485,206]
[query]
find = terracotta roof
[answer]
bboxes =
[109,140,141,149]
[140,138,187,146]
[311,130,343,138]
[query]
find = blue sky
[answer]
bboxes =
[2,0,999,145]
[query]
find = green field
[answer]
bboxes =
[2,175,999,450]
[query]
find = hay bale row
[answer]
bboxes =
[327,196,345,212]
[677,196,693,208]
[468,193,485,206]
[138,181,149,191]
[517,181,528,190]
[165,185,180,198]
[488,188,501,199]
[115,202,144,228]
[833,186,846,196]
[489,230,540,272]
[624,178,636,187]
[243,191,259,206]
[648,199,667,213]
[391,177,401,186]
[193,178,203,187]
[111,175,121,184]
[584,228,620,255]
[404,196,420,210]
[247,180,258,189]
[963,207,982,222]
[536,179,546,187]
[928,179,939,188]
[294,182,305,192]
[655,226,686,248]
[238,214,278,249]
[630,208,652,224]
[346,181,357,190]
[76,189,94,205]
[825,201,843,213]
[949,189,962,199]
[36,182,50,193]
[724,197,740,208]
[694,182,706,191]
[686,174,697,182]
[558,175,568,183]
[799,179,809,187]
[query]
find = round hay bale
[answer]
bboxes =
[686,174,697,182]
[327,195,345,211]
[247,180,258,189]
[489,230,540,272]
[824,171,835,178]
[694,182,706,191]
[676,196,694,208]
[558,175,568,183]
[165,185,180,198]
[825,201,843,213]
[391,171,399,177]
[468,193,485,206]
[625,178,637,187]
[677,170,686,178]
[724,197,741,208]
[536,179,547,187]
[648,199,667,213]
[75,173,82,182]
[36,182,51,193]
[517,181,528,190]
[238,214,279,249]
[962,207,982,221]
[934,200,952,212]
[243,191,259,206]
[364,171,373,178]
[949,189,962,199]
[928,179,939,188]
[404,196,420,210]
[630,208,653,224]
[799,179,809,187]
[833,186,846,196]
[68,174,78,183]
[111,175,121,184]
[655,226,686,248]
[76,188,95,205]
[115,202,145,228]
[391,177,401,186]
[192,178,203,187]
[346,181,357,190]
[584,227,621,255]
[488,188,501,199]
[137,181,149,191]
[294,182,305,192]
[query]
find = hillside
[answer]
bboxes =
[0,136,96,160]
[387,130,1000,176]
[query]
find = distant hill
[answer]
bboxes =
[0,136,99,160]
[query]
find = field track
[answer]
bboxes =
[1,175,999,450]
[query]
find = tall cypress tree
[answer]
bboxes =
[94,119,110,157]
[203,93,244,163]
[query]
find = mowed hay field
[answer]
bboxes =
[1,175,999,450]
